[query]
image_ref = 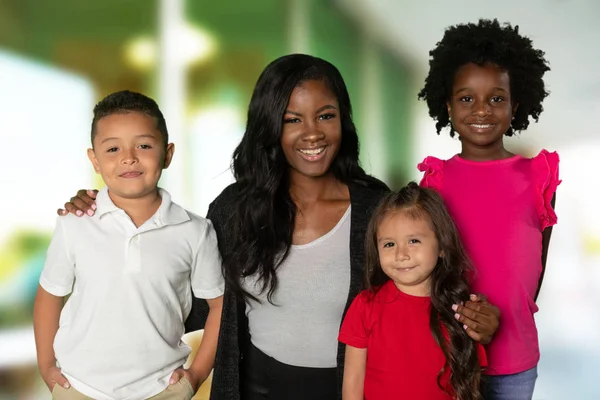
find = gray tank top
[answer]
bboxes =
[242,206,351,367]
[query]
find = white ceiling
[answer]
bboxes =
[336,0,600,147]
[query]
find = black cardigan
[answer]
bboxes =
[185,180,389,400]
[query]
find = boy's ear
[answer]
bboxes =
[87,148,101,173]
[163,143,175,169]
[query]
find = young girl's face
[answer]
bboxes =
[446,63,518,151]
[377,211,441,297]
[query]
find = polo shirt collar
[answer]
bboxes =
[95,186,190,226]
[95,187,120,217]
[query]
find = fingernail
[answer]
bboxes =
[64,383,70,388]
[91,204,97,210]
[463,324,468,330]
[451,304,458,312]
[470,294,477,301]
[76,210,83,216]
[169,379,175,384]
[454,313,460,320]
[87,209,94,216]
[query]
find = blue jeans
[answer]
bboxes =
[481,366,538,400]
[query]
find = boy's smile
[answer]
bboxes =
[88,112,174,205]
[119,170,143,178]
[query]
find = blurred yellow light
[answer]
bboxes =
[583,235,600,255]
[177,24,216,65]
[124,23,215,71]
[125,36,156,71]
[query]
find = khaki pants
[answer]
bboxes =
[52,378,195,400]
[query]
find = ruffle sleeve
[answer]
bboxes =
[532,149,561,230]
[417,156,444,192]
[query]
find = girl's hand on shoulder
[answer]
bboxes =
[452,294,500,345]
[56,189,98,217]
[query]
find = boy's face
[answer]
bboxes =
[88,112,174,201]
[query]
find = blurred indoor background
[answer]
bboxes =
[0,0,597,398]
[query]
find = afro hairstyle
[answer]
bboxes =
[418,18,550,137]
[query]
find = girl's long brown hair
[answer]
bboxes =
[365,182,483,400]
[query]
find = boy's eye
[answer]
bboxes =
[459,96,473,102]
[139,144,152,149]
[284,117,301,124]
[383,242,395,248]
[408,239,421,244]
[107,147,118,153]
[490,96,504,103]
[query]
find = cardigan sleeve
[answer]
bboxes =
[199,184,246,400]
[209,287,244,400]
[185,190,228,332]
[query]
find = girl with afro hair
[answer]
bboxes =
[417,18,560,400]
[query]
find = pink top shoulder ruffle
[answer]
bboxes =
[532,149,561,230]
[417,156,444,191]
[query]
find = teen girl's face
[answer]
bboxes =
[447,63,518,154]
[377,211,441,297]
[280,79,342,180]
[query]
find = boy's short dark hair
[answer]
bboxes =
[91,90,168,147]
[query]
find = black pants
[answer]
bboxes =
[241,342,338,400]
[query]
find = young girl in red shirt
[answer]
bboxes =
[339,182,486,400]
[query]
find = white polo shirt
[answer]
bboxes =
[39,187,224,400]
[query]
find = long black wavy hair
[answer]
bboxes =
[418,18,550,137]
[225,54,386,302]
[365,182,482,400]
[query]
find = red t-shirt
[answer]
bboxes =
[338,281,487,399]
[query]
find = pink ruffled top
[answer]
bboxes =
[418,150,560,375]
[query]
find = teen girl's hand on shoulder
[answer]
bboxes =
[56,189,98,217]
[452,294,500,345]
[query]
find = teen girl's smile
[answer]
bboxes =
[281,80,342,178]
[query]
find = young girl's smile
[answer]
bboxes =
[447,63,518,158]
[377,211,442,297]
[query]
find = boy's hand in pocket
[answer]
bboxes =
[40,365,71,392]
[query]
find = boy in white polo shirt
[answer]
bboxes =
[33,90,224,400]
